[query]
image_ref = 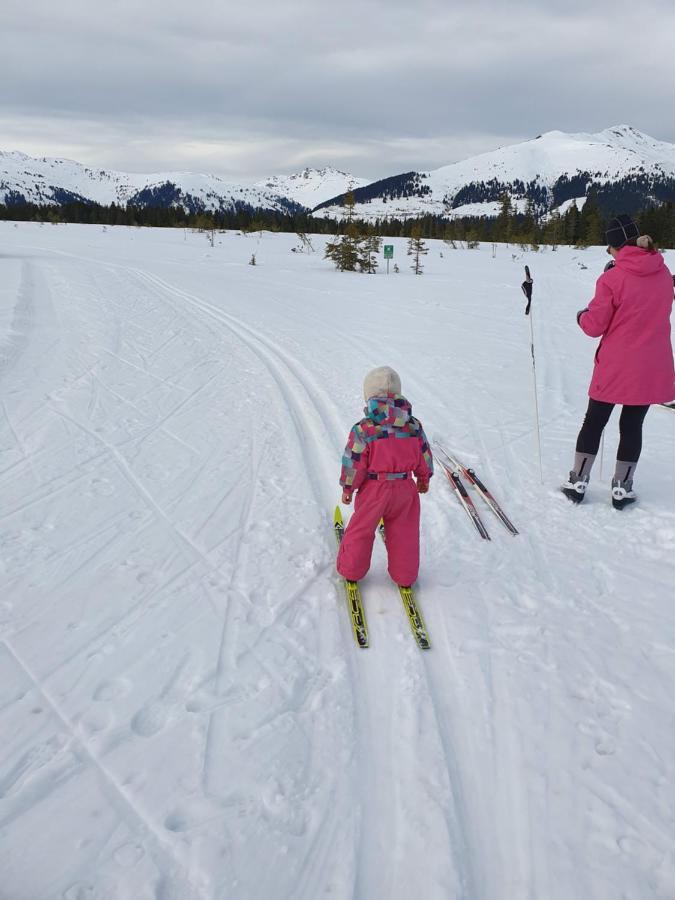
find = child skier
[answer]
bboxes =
[337,366,433,587]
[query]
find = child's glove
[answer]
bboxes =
[342,490,352,505]
[416,480,429,494]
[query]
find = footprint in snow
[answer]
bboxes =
[131,703,171,738]
[93,677,132,702]
[594,737,617,756]
[113,841,145,868]
[85,477,114,497]
[62,884,95,900]
[617,835,664,869]
[78,708,113,736]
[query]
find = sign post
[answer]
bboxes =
[384,244,394,274]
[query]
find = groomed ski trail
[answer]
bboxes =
[1,224,674,900]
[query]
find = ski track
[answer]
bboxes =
[109,264,371,898]
[127,266,467,898]
[1,226,674,899]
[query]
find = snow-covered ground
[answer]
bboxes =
[1,221,674,900]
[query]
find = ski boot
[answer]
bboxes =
[611,478,636,510]
[561,471,589,503]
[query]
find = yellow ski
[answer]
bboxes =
[397,585,431,650]
[333,506,369,648]
[378,520,431,649]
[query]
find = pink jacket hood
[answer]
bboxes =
[613,245,667,277]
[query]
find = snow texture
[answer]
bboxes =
[0,221,674,900]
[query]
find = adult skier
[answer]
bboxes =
[562,215,675,509]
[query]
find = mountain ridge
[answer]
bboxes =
[3,125,675,220]
[315,125,675,220]
[0,152,361,215]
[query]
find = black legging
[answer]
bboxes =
[576,399,649,461]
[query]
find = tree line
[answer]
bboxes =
[1,193,674,249]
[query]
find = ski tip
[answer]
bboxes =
[334,505,343,526]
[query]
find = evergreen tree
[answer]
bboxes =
[407,224,428,274]
[565,201,582,245]
[639,202,675,249]
[543,211,562,249]
[519,198,537,246]
[324,191,362,271]
[494,192,513,243]
[358,227,381,273]
[579,198,603,246]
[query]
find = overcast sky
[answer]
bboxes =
[2,0,675,183]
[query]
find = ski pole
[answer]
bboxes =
[522,265,533,316]
[521,266,543,483]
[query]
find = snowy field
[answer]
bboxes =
[0,221,674,900]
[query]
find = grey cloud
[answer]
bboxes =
[1,0,674,180]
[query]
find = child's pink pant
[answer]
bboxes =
[337,480,420,586]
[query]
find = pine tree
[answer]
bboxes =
[565,202,582,245]
[519,198,537,247]
[495,192,513,243]
[544,211,562,249]
[358,226,381,273]
[579,198,603,246]
[407,224,428,274]
[324,191,362,271]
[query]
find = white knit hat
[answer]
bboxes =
[363,366,402,401]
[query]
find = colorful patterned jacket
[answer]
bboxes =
[340,394,434,496]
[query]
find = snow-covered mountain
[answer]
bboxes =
[3,127,675,221]
[314,126,675,221]
[0,151,318,215]
[254,167,369,210]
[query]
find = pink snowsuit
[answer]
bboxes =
[579,245,675,404]
[336,394,433,586]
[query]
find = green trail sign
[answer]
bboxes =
[384,245,394,259]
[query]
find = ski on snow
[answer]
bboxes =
[333,506,430,649]
[434,451,491,540]
[434,445,519,536]
[377,521,431,650]
[333,506,369,648]
[397,586,431,650]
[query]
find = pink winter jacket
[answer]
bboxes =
[339,395,434,497]
[579,245,675,405]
